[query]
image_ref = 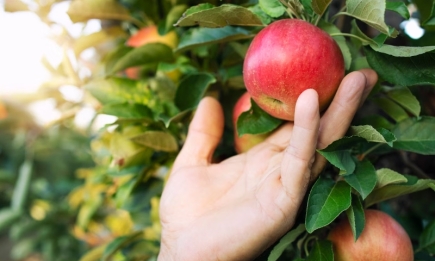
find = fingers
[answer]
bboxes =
[311,69,378,178]
[281,89,320,197]
[174,97,224,169]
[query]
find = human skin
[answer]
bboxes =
[328,209,414,261]
[243,19,345,121]
[158,69,378,261]
[233,92,268,153]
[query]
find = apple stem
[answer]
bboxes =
[329,33,371,45]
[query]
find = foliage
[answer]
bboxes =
[3,0,435,260]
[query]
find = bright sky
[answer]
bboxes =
[0,2,114,127]
[0,8,53,94]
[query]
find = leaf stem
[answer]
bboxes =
[329,33,371,45]
[331,11,348,23]
[359,143,384,160]
[314,14,322,26]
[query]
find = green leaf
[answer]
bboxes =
[108,43,174,75]
[174,73,216,111]
[317,136,367,174]
[346,195,365,241]
[370,45,435,57]
[176,26,253,53]
[350,20,378,46]
[301,0,315,15]
[85,78,153,106]
[312,0,333,17]
[358,115,394,131]
[11,160,33,210]
[248,4,273,25]
[393,117,435,155]
[306,178,352,233]
[78,197,103,228]
[319,150,355,174]
[121,177,163,213]
[175,4,263,27]
[184,3,214,16]
[306,240,334,261]
[73,27,126,56]
[350,125,396,146]
[67,0,131,23]
[237,99,282,136]
[319,20,352,70]
[131,131,178,152]
[375,168,408,189]
[344,159,377,199]
[158,110,191,128]
[386,1,410,19]
[268,224,306,261]
[421,1,435,26]
[0,208,22,232]
[162,5,188,34]
[386,87,421,117]
[365,46,435,86]
[420,219,435,254]
[100,103,154,121]
[102,232,142,260]
[259,0,286,18]
[115,177,139,208]
[344,0,391,35]
[365,178,435,207]
[79,245,105,261]
[373,97,409,123]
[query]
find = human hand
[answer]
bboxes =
[158,69,378,261]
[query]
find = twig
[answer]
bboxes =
[399,151,431,179]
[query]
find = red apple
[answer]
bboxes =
[233,92,268,153]
[0,102,7,120]
[125,25,178,80]
[243,19,345,121]
[127,25,178,48]
[328,209,414,261]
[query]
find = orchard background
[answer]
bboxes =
[1,0,435,260]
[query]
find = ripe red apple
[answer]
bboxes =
[125,25,179,80]
[328,209,414,261]
[243,19,345,121]
[233,92,268,153]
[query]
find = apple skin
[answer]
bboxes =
[328,209,414,261]
[125,25,178,80]
[243,19,345,121]
[233,92,268,153]
[127,25,178,49]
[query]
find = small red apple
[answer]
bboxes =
[328,209,414,261]
[233,92,268,153]
[0,102,7,120]
[243,19,345,121]
[125,25,178,80]
[127,25,178,49]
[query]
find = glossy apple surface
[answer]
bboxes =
[233,92,267,153]
[243,19,345,121]
[328,209,414,261]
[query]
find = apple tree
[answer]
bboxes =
[3,0,435,260]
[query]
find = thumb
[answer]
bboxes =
[174,96,224,169]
